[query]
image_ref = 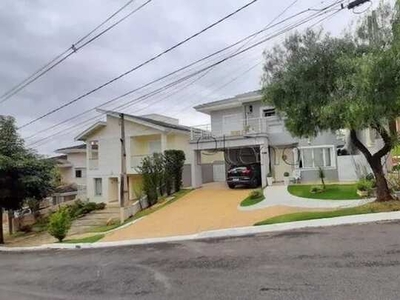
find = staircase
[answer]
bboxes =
[68,203,121,235]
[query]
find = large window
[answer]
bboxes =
[94,178,102,196]
[261,108,276,118]
[299,146,334,169]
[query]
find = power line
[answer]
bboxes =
[25,2,328,141]
[0,0,152,105]
[18,0,261,129]
[28,1,347,148]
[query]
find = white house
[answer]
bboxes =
[189,90,389,188]
[54,144,88,188]
[75,110,195,204]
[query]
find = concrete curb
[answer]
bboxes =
[2,211,400,252]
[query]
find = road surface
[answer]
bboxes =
[1,221,400,299]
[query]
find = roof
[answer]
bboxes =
[194,90,262,114]
[55,143,98,154]
[76,110,190,141]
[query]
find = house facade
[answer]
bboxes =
[54,144,88,188]
[75,111,194,204]
[189,90,387,188]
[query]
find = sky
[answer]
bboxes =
[0,0,384,155]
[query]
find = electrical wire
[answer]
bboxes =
[0,0,152,105]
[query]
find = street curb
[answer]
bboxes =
[2,211,400,252]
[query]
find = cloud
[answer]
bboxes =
[0,0,375,154]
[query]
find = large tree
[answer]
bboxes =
[262,2,400,202]
[0,116,56,243]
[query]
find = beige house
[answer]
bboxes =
[54,144,88,188]
[75,111,195,204]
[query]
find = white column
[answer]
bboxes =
[191,150,202,188]
[260,140,270,187]
[161,133,167,152]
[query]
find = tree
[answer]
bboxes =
[262,3,400,202]
[164,150,186,192]
[47,207,71,242]
[0,116,56,243]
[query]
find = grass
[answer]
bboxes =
[62,234,105,244]
[288,184,360,200]
[88,188,194,234]
[240,189,265,207]
[254,201,400,226]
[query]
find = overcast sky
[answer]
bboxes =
[0,0,384,155]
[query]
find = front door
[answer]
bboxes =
[272,148,294,182]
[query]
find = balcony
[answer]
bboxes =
[190,117,283,141]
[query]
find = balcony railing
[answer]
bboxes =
[131,155,147,170]
[190,117,283,140]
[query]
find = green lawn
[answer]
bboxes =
[288,184,360,200]
[240,190,265,207]
[62,234,105,244]
[254,201,400,226]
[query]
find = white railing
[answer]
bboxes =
[190,117,283,140]
[88,159,99,170]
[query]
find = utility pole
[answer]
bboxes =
[120,113,129,224]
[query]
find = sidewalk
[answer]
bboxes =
[239,185,374,211]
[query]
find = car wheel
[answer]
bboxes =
[228,183,235,189]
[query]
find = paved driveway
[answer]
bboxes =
[103,182,300,242]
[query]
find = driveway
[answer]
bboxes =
[103,182,301,242]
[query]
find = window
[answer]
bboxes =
[261,108,276,118]
[299,146,335,169]
[94,178,102,196]
[75,169,82,178]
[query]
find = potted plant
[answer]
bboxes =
[356,179,372,197]
[267,172,274,186]
[283,172,290,185]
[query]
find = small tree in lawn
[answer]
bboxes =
[137,155,158,206]
[318,167,326,190]
[47,208,71,242]
[164,150,186,193]
[262,2,400,202]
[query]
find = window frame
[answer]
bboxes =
[94,178,102,196]
[298,145,336,170]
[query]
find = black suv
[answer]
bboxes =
[226,164,261,189]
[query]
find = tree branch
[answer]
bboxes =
[372,123,393,159]
[350,129,372,161]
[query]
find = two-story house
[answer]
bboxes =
[75,110,194,204]
[54,144,88,188]
[189,90,385,188]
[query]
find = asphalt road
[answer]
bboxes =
[1,222,400,300]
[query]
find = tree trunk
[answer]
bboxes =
[0,207,4,244]
[370,158,393,202]
[8,210,13,235]
[350,129,394,202]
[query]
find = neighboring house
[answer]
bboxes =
[54,144,88,188]
[189,90,388,187]
[75,111,195,204]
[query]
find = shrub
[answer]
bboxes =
[249,190,262,199]
[19,224,32,233]
[310,185,324,194]
[356,179,373,192]
[84,202,97,212]
[387,173,400,191]
[365,173,375,181]
[47,208,71,242]
[95,203,106,210]
[283,172,290,177]
[164,150,186,193]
